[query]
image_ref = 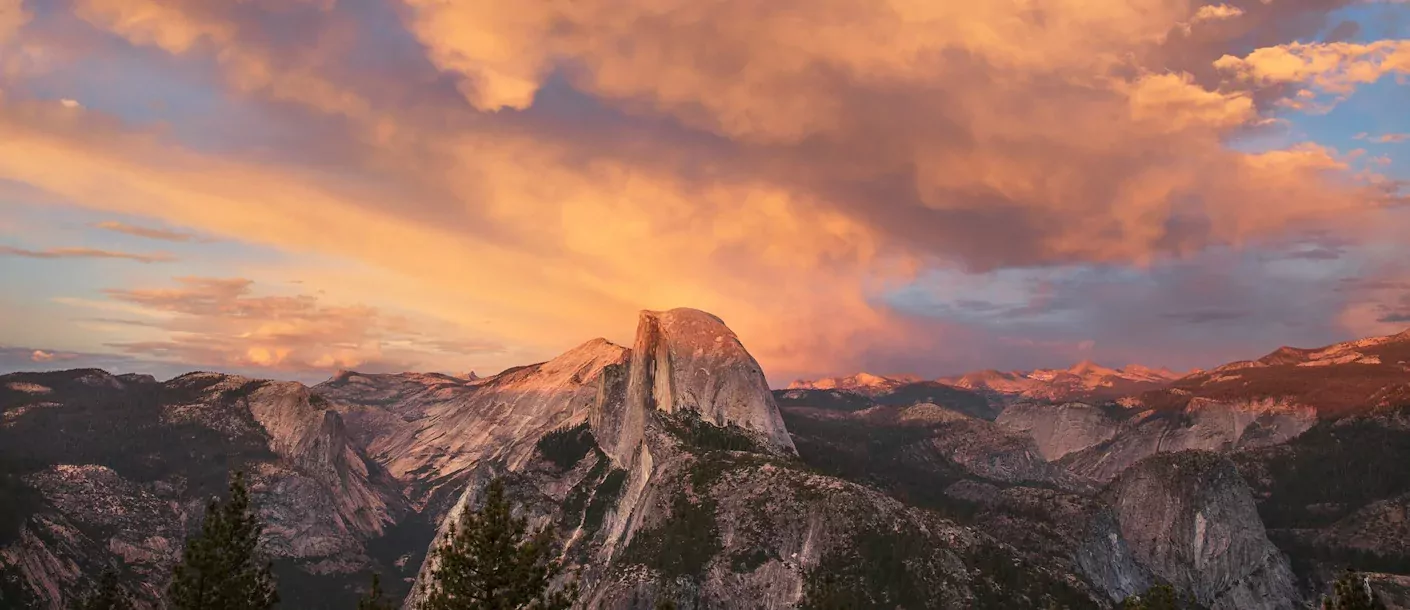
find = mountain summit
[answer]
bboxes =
[595,308,795,466]
[785,372,922,396]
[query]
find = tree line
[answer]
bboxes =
[73,473,574,610]
[66,470,1399,610]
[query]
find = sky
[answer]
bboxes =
[0,0,1408,386]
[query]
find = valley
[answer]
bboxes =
[3,312,1409,609]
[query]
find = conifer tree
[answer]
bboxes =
[1323,569,1388,610]
[1121,584,1179,610]
[419,477,575,610]
[358,574,396,610]
[72,569,130,610]
[168,471,279,610]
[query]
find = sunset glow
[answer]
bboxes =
[1,0,1408,384]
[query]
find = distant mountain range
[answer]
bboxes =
[789,361,1186,406]
[3,317,1409,609]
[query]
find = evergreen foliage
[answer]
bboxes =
[620,492,721,579]
[535,423,597,470]
[658,409,762,453]
[167,470,279,610]
[799,524,932,609]
[419,478,576,610]
[1120,584,1180,610]
[1245,413,1410,529]
[357,574,396,610]
[72,570,130,610]
[1322,569,1388,610]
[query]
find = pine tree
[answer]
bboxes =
[358,574,396,610]
[167,471,279,610]
[72,569,130,610]
[1323,569,1388,610]
[419,477,575,610]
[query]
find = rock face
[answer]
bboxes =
[318,339,628,513]
[9,317,1406,609]
[597,309,794,466]
[1057,398,1317,482]
[996,402,1126,461]
[782,402,1077,488]
[0,369,410,609]
[410,309,1113,609]
[996,396,1317,483]
[1233,405,1410,601]
[1104,451,1300,610]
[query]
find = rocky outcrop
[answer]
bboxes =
[996,402,1126,461]
[1057,398,1316,482]
[596,309,794,466]
[783,402,1078,488]
[321,339,628,513]
[1,465,184,609]
[1104,451,1301,610]
[0,369,413,609]
[942,480,1154,603]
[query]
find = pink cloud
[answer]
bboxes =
[0,245,176,263]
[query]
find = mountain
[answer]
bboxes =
[389,309,1106,608]
[775,381,998,421]
[0,371,410,608]
[5,316,1409,608]
[785,372,921,396]
[942,361,1185,405]
[1138,329,1410,418]
[994,328,1410,483]
[1103,451,1300,609]
[314,339,627,513]
[787,361,1185,415]
[984,329,1410,607]
[998,397,1318,482]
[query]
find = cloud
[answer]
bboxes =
[1215,40,1410,111]
[0,245,176,263]
[1336,269,1410,336]
[1176,4,1247,33]
[29,350,64,363]
[0,0,1404,381]
[1162,309,1252,324]
[93,220,205,242]
[1193,4,1247,22]
[95,276,505,374]
[0,0,28,45]
[1372,133,1410,143]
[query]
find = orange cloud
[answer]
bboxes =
[94,220,205,242]
[0,0,27,44]
[1192,4,1246,22]
[1216,40,1410,111]
[0,0,1402,380]
[72,0,372,118]
[0,244,176,263]
[1337,274,1410,338]
[98,276,505,374]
